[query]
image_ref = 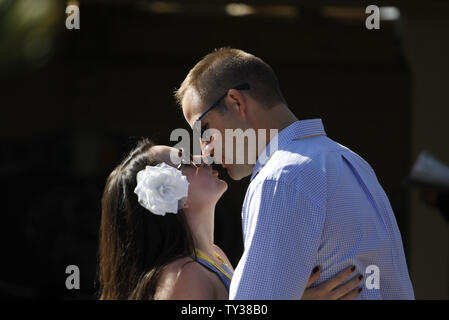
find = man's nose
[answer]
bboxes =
[200,135,214,159]
[203,142,214,157]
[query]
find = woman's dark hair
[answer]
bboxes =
[97,138,195,299]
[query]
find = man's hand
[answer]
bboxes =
[301,266,363,300]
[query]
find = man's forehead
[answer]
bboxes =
[182,88,206,128]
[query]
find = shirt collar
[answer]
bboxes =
[250,118,327,181]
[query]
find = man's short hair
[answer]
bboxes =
[174,47,286,110]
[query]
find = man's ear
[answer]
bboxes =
[227,89,247,119]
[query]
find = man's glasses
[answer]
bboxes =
[195,83,250,137]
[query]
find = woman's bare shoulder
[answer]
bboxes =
[164,256,197,274]
[154,257,214,300]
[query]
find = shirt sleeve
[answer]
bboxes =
[229,179,326,300]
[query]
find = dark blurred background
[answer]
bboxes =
[0,0,448,299]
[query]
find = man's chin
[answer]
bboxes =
[225,164,249,181]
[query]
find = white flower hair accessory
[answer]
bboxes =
[134,162,189,216]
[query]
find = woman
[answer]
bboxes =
[98,138,363,299]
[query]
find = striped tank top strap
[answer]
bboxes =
[192,249,233,291]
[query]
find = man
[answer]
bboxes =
[175,47,414,299]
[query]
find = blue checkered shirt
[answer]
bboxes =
[229,119,414,300]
